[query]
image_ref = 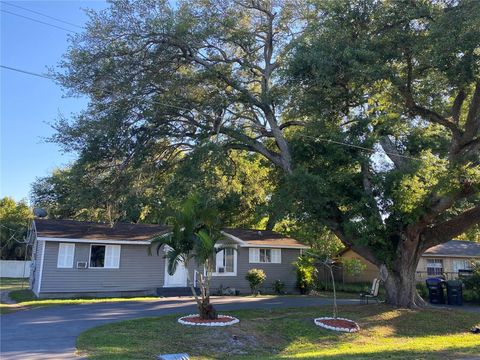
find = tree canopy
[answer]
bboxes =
[46,0,480,307]
[0,197,33,260]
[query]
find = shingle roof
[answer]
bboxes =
[223,228,308,248]
[34,219,170,241]
[424,240,480,258]
[34,219,308,248]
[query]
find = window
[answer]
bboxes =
[453,259,473,273]
[426,259,443,276]
[214,248,236,275]
[249,248,281,264]
[57,243,75,268]
[89,245,121,269]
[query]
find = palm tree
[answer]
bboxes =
[149,196,234,320]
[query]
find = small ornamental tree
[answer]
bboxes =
[149,196,234,320]
[245,268,266,295]
[294,255,317,294]
[342,258,367,282]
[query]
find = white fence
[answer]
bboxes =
[0,260,31,278]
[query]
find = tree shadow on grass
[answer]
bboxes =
[76,305,480,360]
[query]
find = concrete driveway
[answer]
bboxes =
[0,296,360,360]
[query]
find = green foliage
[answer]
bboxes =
[245,268,266,295]
[148,194,232,318]
[416,283,429,299]
[463,262,480,298]
[342,258,366,278]
[272,280,285,295]
[0,197,33,260]
[274,221,343,258]
[294,255,317,294]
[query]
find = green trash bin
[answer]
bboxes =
[446,280,463,306]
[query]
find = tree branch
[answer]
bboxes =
[379,136,409,169]
[423,205,480,247]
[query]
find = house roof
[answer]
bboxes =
[34,219,170,242]
[423,240,480,258]
[222,228,308,248]
[34,219,308,248]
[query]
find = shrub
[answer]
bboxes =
[272,280,285,294]
[294,256,316,294]
[416,283,428,299]
[245,268,266,295]
[342,258,366,279]
[463,262,480,293]
[464,289,480,303]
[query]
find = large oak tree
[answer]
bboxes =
[52,0,479,307]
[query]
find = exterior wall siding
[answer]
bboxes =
[340,249,480,283]
[341,249,379,283]
[38,240,301,297]
[416,256,479,281]
[39,241,165,295]
[30,239,45,295]
[208,247,301,294]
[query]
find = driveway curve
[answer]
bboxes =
[0,296,359,360]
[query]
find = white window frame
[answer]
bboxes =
[453,259,473,273]
[212,247,237,276]
[88,244,121,269]
[249,248,281,264]
[426,258,443,276]
[57,243,75,268]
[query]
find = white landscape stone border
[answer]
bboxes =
[178,314,240,327]
[314,317,360,333]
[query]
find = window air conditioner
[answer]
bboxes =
[77,261,88,269]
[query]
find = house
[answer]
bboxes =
[338,240,480,283]
[416,240,480,280]
[29,219,308,298]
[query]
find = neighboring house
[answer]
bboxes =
[338,240,480,283]
[29,219,308,298]
[416,240,480,280]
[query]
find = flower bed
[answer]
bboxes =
[178,314,239,327]
[314,317,360,333]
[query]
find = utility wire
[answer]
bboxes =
[0,64,424,162]
[1,9,78,33]
[0,65,52,80]
[2,1,83,29]
[301,134,422,161]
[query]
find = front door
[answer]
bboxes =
[164,259,187,287]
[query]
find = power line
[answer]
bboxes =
[1,9,78,34]
[301,135,422,161]
[0,65,53,80]
[0,64,424,162]
[2,1,83,29]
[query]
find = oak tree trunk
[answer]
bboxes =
[380,233,426,308]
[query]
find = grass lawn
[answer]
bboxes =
[0,277,160,314]
[0,278,29,291]
[77,305,480,360]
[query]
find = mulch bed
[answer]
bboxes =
[314,317,360,333]
[178,314,240,327]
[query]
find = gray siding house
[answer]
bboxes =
[29,219,308,298]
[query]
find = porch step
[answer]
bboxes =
[156,287,198,297]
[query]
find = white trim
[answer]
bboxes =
[212,248,237,277]
[35,240,46,296]
[88,244,121,269]
[422,254,480,259]
[220,231,248,246]
[37,234,309,249]
[244,244,309,249]
[38,236,151,245]
[249,248,282,264]
[57,243,75,268]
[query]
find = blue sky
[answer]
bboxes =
[1,0,108,202]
